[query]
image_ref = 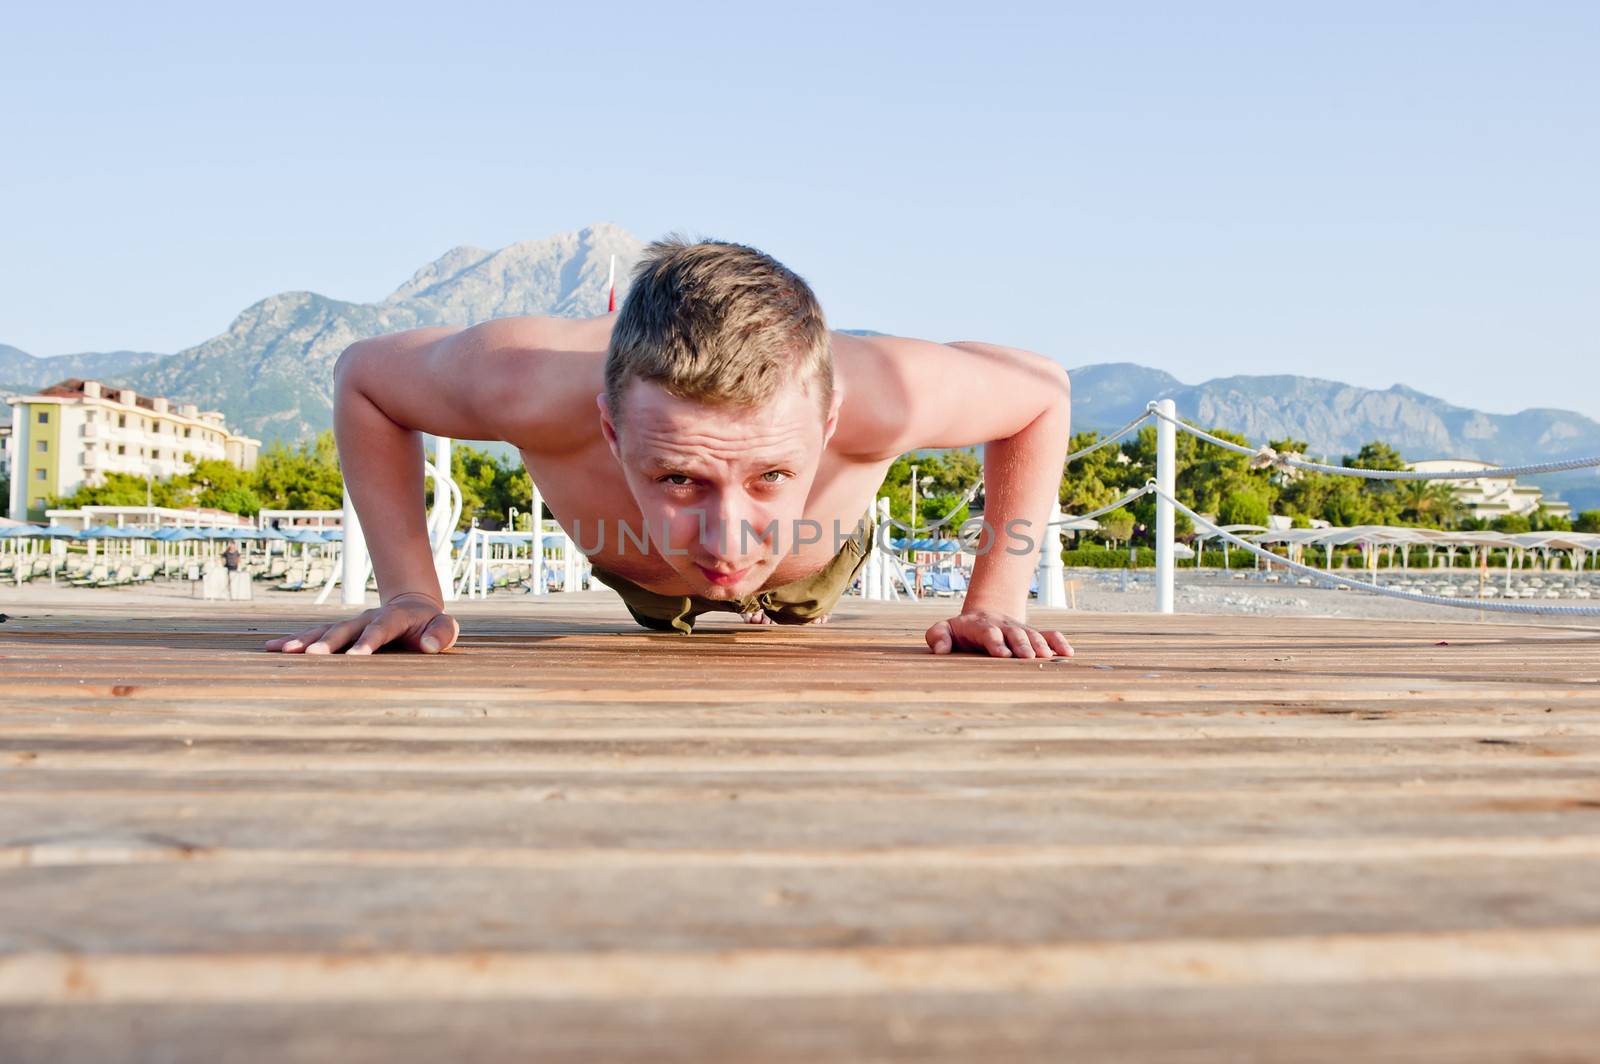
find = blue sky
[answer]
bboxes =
[3,1,1596,417]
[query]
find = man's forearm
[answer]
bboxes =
[332,343,445,607]
[962,396,1072,618]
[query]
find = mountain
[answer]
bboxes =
[6,225,1598,510]
[1067,363,1600,512]
[121,223,646,443]
[0,345,164,396]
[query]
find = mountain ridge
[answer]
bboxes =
[6,225,1598,508]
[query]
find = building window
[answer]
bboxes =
[184,427,191,437]
[118,445,126,455]
[35,469,46,481]
[118,415,126,428]
[37,410,48,424]
[36,440,47,453]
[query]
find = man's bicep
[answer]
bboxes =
[880,338,1071,451]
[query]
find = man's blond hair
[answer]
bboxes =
[605,237,832,424]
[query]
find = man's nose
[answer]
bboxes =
[699,496,771,560]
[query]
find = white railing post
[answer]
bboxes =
[876,497,894,600]
[562,531,580,592]
[340,487,369,607]
[859,504,881,601]
[1037,500,1067,608]
[530,482,546,596]
[433,436,457,602]
[1155,398,1176,615]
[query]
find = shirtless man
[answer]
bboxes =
[264,237,1073,659]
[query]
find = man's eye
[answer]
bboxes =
[759,471,790,484]
[660,474,694,486]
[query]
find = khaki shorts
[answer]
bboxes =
[589,522,875,634]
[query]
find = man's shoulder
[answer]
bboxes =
[457,313,613,356]
[830,332,1069,456]
[829,331,973,458]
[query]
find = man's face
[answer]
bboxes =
[600,378,837,600]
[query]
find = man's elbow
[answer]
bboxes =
[333,339,378,397]
[1048,360,1072,406]
[1023,351,1071,415]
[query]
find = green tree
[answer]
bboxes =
[1491,513,1532,534]
[1344,442,1407,471]
[1395,480,1464,529]
[878,450,982,532]
[1575,510,1600,534]
[1098,510,1135,549]
[49,471,182,510]
[1530,506,1571,532]
[1218,486,1271,527]
[253,431,344,511]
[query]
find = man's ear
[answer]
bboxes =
[597,393,623,463]
[821,387,843,447]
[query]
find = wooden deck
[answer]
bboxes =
[3,597,1600,1061]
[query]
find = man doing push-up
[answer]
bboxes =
[265,237,1073,659]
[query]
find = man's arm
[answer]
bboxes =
[855,336,1072,657]
[266,317,577,655]
[332,319,553,606]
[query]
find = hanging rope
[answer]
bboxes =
[879,482,984,536]
[1063,412,1153,465]
[1145,403,1600,481]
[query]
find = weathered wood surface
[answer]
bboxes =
[2,597,1600,1062]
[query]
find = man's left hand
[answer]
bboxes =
[925,611,1074,659]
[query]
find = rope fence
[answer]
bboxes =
[1033,398,1600,617]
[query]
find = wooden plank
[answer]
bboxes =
[2,979,1598,1064]
[6,859,1600,955]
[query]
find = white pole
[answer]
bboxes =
[433,436,455,601]
[876,497,893,600]
[340,487,369,607]
[531,481,546,596]
[562,532,579,591]
[1155,398,1176,614]
[859,503,880,601]
[1037,500,1066,607]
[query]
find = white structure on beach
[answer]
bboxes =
[1408,458,1570,520]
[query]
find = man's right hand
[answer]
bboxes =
[263,592,459,655]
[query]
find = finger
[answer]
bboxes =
[1003,626,1037,659]
[305,617,367,655]
[1026,629,1053,659]
[981,625,1011,658]
[417,614,459,654]
[267,623,333,653]
[1045,631,1075,658]
[346,616,397,656]
[925,621,953,655]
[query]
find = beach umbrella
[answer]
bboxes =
[17,526,80,540]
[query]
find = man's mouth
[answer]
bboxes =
[695,563,753,587]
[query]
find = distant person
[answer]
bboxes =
[222,543,241,572]
[265,237,1073,659]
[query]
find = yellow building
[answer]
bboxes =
[6,379,260,521]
